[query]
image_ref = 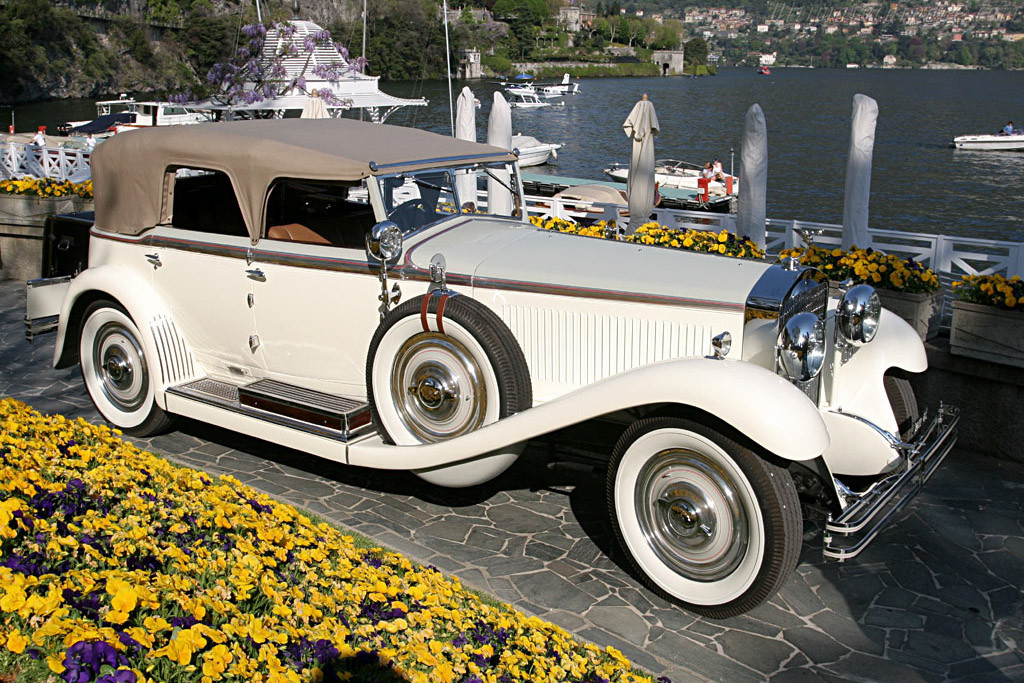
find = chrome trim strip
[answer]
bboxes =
[823,404,960,561]
[100,225,742,310]
[370,152,515,172]
[149,235,250,259]
[252,250,377,275]
[472,277,745,311]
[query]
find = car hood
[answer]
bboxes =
[400,217,770,311]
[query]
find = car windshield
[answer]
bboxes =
[376,161,523,234]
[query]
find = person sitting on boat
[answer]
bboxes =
[1000,121,1015,136]
[711,158,727,182]
[701,162,715,179]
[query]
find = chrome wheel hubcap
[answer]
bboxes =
[392,333,485,442]
[636,448,748,582]
[93,321,148,412]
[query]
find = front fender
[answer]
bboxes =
[832,308,927,432]
[53,265,198,405]
[348,358,830,470]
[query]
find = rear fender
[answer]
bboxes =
[53,265,199,406]
[348,358,830,471]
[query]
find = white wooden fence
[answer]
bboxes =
[0,141,92,183]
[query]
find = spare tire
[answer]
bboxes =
[366,292,532,486]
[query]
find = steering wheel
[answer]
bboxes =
[389,199,430,230]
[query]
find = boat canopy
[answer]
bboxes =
[71,113,135,135]
[90,119,516,238]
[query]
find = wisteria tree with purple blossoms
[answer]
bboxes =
[202,22,368,112]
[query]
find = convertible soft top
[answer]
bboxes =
[90,118,516,237]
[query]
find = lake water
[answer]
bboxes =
[9,67,1024,242]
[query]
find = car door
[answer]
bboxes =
[147,168,264,380]
[248,179,385,397]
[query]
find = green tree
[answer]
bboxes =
[684,37,709,65]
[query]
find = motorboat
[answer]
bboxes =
[952,132,1024,151]
[603,158,739,196]
[757,66,771,75]
[511,134,562,167]
[508,92,557,109]
[59,97,212,137]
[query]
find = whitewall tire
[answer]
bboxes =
[608,417,801,618]
[79,302,174,436]
[366,294,532,487]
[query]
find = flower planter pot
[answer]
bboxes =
[950,300,1024,368]
[876,288,941,342]
[0,194,80,223]
[828,281,940,341]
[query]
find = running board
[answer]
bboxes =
[167,378,373,442]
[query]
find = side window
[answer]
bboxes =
[263,178,374,248]
[170,168,248,237]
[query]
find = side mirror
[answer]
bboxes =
[366,221,403,319]
[366,220,403,263]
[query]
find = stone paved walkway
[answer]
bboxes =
[3,279,1023,682]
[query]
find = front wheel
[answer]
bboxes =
[79,301,174,436]
[607,417,801,619]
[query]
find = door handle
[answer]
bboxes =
[246,268,265,281]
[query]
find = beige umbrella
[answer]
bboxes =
[300,90,329,119]
[622,94,659,233]
[736,103,768,249]
[842,94,878,250]
[454,86,477,210]
[487,92,513,215]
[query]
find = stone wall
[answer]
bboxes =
[909,336,1023,464]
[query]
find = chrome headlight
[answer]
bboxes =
[777,312,826,382]
[837,284,881,346]
[366,220,403,262]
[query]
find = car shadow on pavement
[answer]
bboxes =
[136,413,1024,682]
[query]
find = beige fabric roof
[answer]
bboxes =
[91,119,516,237]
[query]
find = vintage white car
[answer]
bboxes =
[26,119,958,618]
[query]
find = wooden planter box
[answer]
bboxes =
[0,195,93,280]
[876,288,941,342]
[950,300,1024,368]
[829,281,941,341]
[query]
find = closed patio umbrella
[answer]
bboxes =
[454,86,477,210]
[487,92,513,215]
[842,94,878,250]
[622,94,659,233]
[736,103,768,249]
[300,90,329,119]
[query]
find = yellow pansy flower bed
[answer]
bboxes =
[531,216,765,259]
[779,245,940,294]
[0,398,655,683]
[952,274,1023,311]
[0,177,93,200]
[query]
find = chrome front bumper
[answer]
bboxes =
[822,403,960,561]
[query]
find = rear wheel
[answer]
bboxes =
[79,301,174,436]
[607,417,801,618]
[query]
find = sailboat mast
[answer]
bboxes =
[255,0,262,24]
[443,0,454,135]
[361,0,367,65]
